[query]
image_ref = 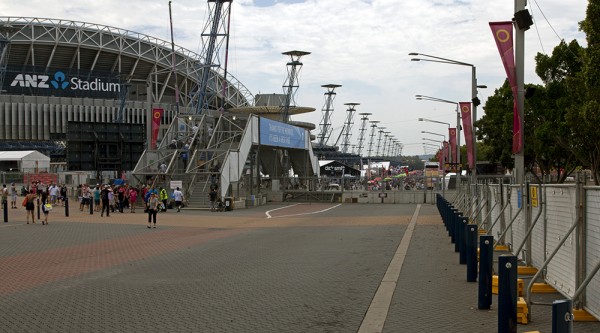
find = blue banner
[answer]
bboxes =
[259,118,306,149]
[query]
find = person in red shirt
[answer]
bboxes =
[129,187,138,213]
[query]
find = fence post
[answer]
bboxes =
[466,224,478,282]
[459,217,468,264]
[498,255,517,333]
[478,235,493,309]
[3,198,7,222]
[552,299,573,333]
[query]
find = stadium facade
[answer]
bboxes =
[0,17,253,158]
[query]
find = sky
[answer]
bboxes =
[0,0,589,156]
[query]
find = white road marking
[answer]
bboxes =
[265,204,299,219]
[265,203,342,219]
[357,204,421,333]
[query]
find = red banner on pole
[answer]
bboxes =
[448,128,457,164]
[490,21,522,154]
[151,108,164,149]
[460,102,474,170]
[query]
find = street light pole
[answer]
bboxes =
[410,52,486,189]
[418,118,450,128]
[421,131,446,141]
[416,95,461,168]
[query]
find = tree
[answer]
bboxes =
[475,81,515,169]
[572,0,600,184]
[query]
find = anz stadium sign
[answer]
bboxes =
[4,66,121,98]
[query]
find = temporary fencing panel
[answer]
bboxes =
[585,187,600,319]
[489,185,506,243]
[530,184,546,269]
[545,185,578,298]
[511,185,528,261]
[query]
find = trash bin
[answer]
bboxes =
[224,197,233,211]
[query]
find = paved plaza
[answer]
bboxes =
[1,201,599,332]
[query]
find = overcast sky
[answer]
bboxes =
[1,0,588,156]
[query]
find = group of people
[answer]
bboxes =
[16,181,61,225]
[10,182,186,228]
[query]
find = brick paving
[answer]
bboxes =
[0,201,599,332]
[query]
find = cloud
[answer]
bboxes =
[0,0,588,156]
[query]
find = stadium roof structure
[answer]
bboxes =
[0,16,253,110]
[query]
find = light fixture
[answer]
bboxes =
[514,9,533,31]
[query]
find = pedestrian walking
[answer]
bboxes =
[100,185,110,217]
[93,185,101,212]
[117,186,125,213]
[108,187,115,212]
[209,188,217,212]
[60,185,67,207]
[10,183,17,208]
[129,187,138,213]
[41,190,50,225]
[159,187,168,212]
[173,187,184,212]
[1,184,8,210]
[24,191,36,224]
[147,192,159,228]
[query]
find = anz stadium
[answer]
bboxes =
[0,11,320,207]
[0,16,253,164]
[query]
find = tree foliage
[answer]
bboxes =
[476,0,600,184]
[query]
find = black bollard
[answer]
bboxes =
[552,299,573,333]
[450,208,457,241]
[89,197,93,215]
[454,213,461,252]
[498,255,518,333]
[478,235,494,309]
[37,197,40,221]
[453,211,461,249]
[65,196,69,217]
[466,224,478,282]
[459,217,468,264]
[3,199,7,222]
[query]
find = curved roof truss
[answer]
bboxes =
[0,16,253,109]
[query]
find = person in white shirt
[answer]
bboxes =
[172,187,184,212]
[49,184,60,205]
[10,183,17,208]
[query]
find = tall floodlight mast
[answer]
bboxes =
[375,128,386,157]
[355,113,371,156]
[367,121,380,157]
[339,103,360,153]
[0,25,19,96]
[168,1,180,115]
[382,132,391,157]
[317,84,341,146]
[281,50,310,123]
[385,135,395,157]
[193,0,232,114]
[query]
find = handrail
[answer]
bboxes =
[493,205,523,250]
[478,200,498,231]
[486,201,512,237]
[515,185,544,259]
[571,260,600,308]
[470,197,487,224]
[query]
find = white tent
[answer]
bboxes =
[0,151,51,172]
